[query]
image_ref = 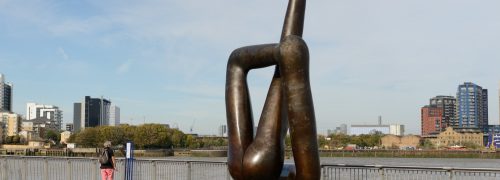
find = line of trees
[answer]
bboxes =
[282,133,384,150]
[67,124,227,149]
[317,133,383,149]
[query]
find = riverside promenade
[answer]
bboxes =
[1,156,500,180]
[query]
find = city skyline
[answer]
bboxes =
[1,1,500,135]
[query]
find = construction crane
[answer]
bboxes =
[190,119,196,133]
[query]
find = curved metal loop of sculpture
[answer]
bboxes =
[225,0,320,179]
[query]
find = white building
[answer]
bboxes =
[389,124,405,136]
[350,125,390,135]
[351,124,405,136]
[109,105,120,126]
[26,103,63,130]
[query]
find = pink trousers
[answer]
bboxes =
[101,169,114,180]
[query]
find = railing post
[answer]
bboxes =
[67,159,72,180]
[375,165,385,180]
[93,160,98,180]
[0,157,4,180]
[1,157,6,180]
[152,161,157,180]
[22,157,27,180]
[226,162,231,180]
[443,167,453,180]
[0,157,3,180]
[187,162,192,180]
[44,158,49,180]
[321,166,326,180]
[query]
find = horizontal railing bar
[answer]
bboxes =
[0,155,228,164]
[0,155,97,160]
[131,159,228,164]
[321,164,500,172]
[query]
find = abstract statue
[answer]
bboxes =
[225,0,320,179]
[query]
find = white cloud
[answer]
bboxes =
[57,47,69,60]
[116,60,133,74]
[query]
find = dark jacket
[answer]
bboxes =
[100,147,114,169]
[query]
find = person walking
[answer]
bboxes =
[100,141,116,180]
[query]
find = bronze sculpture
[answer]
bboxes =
[225,0,320,179]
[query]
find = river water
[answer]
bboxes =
[144,156,500,169]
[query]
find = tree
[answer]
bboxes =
[67,134,77,144]
[421,139,435,149]
[66,123,226,149]
[285,134,291,148]
[12,135,20,144]
[185,135,202,149]
[317,135,327,149]
[4,136,12,144]
[133,124,169,149]
[328,133,351,148]
[98,126,127,147]
[169,129,186,148]
[74,127,99,147]
[46,130,60,143]
[118,124,137,144]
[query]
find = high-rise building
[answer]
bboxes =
[66,123,74,132]
[430,96,457,129]
[498,81,500,125]
[218,125,227,137]
[421,105,443,136]
[73,96,111,131]
[339,124,348,134]
[0,74,13,112]
[456,82,488,131]
[26,103,63,130]
[329,124,348,135]
[109,106,120,126]
[73,103,82,132]
[326,129,333,136]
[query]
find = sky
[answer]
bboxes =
[1,0,500,135]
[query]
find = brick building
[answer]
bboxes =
[421,106,443,136]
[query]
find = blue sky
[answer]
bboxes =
[1,0,500,135]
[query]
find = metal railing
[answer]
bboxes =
[321,164,500,180]
[2,156,500,180]
[0,156,230,180]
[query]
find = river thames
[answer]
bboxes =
[144,156,500,168]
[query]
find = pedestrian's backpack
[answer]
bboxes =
[98,148,109,164]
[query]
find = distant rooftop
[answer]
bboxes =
[351,125,390,128]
